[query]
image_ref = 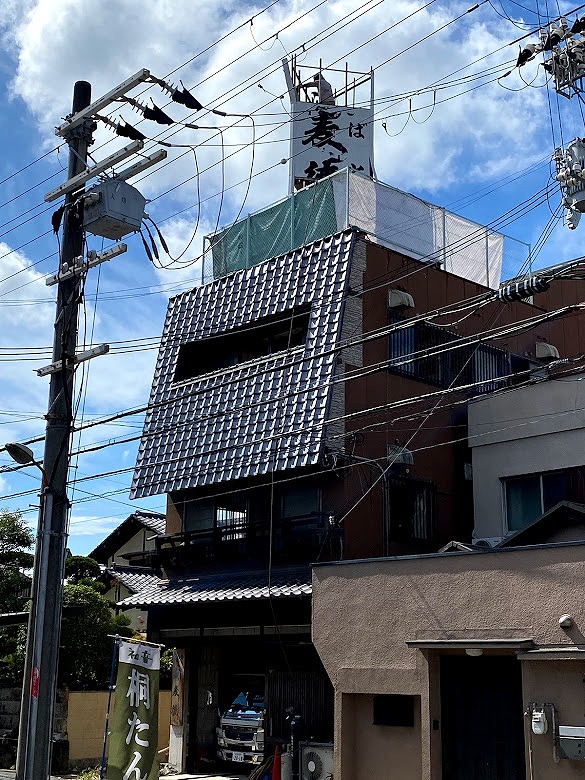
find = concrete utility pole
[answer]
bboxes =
[16,80,94,780]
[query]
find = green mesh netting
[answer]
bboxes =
[210,177,338,279]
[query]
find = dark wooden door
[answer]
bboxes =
[440,655,526,779]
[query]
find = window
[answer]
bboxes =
[385,475,437,545]
[373,695,416,727]
[281,483,321,522]
[174,306,311,382]
[504,466,585,531]
[388,318,522,394]
[216,504,248,541]
[183,497,249,540]
[184,501,214,532]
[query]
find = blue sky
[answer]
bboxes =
[0,0,583,554]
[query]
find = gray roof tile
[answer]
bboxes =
[118,567,312,606]
[133,511,166,535]
[105,566,163,594]
[89,511,165,561]
[131,230,356,498]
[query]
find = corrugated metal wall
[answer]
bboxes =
[266,667,334,744]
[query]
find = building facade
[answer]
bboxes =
[89,510,164,631]
[312,370,585,779]
[312,542,585,780]
[123,174,585,771]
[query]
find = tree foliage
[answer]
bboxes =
[59,581,132,689]
[65,554,101,584]
[0,509,34,685]
[0,509,34,614]
[1,542,133,689]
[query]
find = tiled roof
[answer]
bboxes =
[134,511,166,536]
[89,511,165,562]
[118,566,312,606]
[131,230,356,498]
[105,566,163,594]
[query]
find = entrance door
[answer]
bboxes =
[440,655,526,780]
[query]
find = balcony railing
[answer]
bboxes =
[156,513,341,570]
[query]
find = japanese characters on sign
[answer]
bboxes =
[170,648,185,727]
[107,641,161,780]
[291,101,373,184]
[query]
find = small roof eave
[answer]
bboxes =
[406,638,535,650]
[517,646,585,660]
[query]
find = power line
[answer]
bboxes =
[3,357,584,513]
[3,290,579,500]
[0,3,561,285]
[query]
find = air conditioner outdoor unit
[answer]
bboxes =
[300,742,334,780]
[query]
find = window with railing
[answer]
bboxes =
[388,318,518,394]
[216,506,248,541]
[184,497,249,541]
[385,475,437,546]
[176,482,332,561]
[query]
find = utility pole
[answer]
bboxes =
[11,68,166,779]
[16,80,94,780]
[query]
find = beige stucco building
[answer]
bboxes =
[313,543,585,780]
[312,375,585,779]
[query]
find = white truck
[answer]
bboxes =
[216,692,265,767]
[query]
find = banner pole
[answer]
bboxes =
[100,634,120,780]
[107,634,164,648]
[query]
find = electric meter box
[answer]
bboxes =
[559,726,585,760]
[83,179,146,240]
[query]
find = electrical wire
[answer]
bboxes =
[9,293,579,486]
[4,1,584,524]
[0,1,564,284]
[4,357,585,513]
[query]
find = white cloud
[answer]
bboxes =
[1,0,552,201]
[67,513,124,537]
[0,242,55,446]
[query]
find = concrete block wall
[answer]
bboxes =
[0,688,170,769]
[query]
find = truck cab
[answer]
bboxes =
[216,692,265,766]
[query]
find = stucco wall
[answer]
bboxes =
[337,692,422,779]
[312,545,585,780]
[106,528,156,567]
[314,547,585,684]
[103,582,148,631]
[521,659,585,779]
[469,375,585,539]
[67,689,170,763]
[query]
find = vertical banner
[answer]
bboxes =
[170,648,185,727]
[107,641,160,780]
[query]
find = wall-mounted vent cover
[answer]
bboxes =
[535,341,560,361]
[388,289,415,309]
